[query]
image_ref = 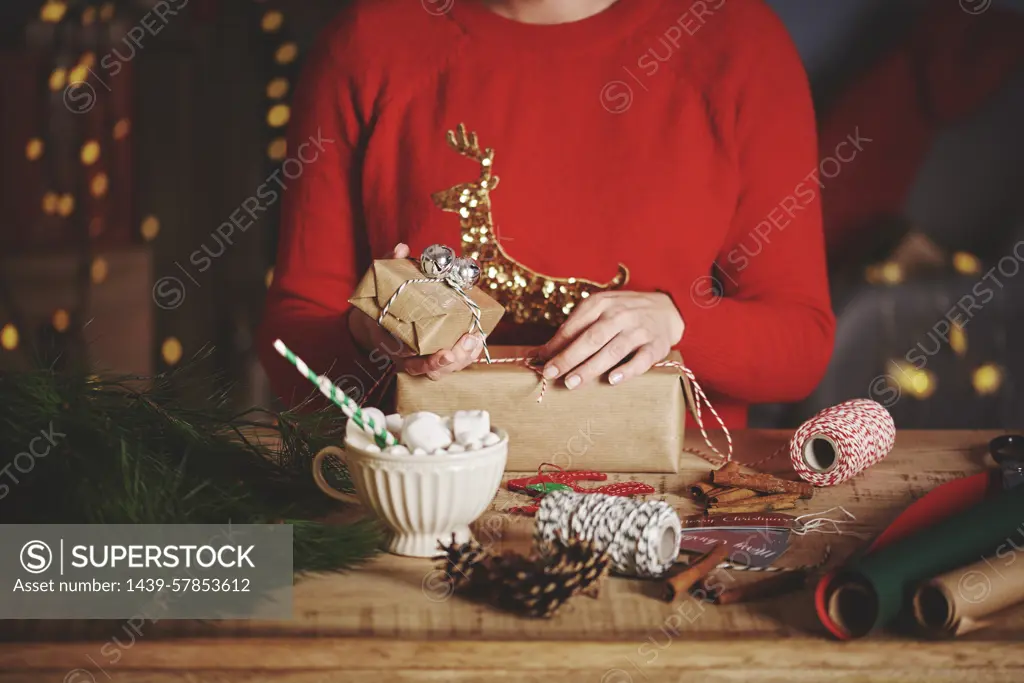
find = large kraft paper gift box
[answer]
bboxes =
[395,346,706,473]
[349,258,505,356]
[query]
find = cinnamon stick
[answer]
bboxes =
[705,493,800,514]
[712,462,741,477]
[690,481,719,499]
[662,543,730,602]
[711,569,809,605]
[707,487,757,505]
[710,465,813,499]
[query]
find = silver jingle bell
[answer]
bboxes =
[420,244,456,278]
[447,257,481,290]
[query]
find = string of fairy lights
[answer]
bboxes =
[159,2,296,368]
[1,0,299,374]
[156,2,299,368]
[257,0,301,294]
[0,1,1003,404]
[864,247,1005,400]
[1,0,133,360]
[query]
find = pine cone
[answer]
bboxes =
[433,534,492,592]
[546,537,611,599]
[435,535,611,618]
[489,554,572,618]
[492,538,611,618]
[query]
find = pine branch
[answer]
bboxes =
[0,361,379,572]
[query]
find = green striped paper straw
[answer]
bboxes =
[273,339,396,448]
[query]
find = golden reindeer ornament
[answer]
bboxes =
[432,123,629,327]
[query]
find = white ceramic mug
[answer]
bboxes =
[312,429,509,557]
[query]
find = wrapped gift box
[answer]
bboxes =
[395,346,706,473]
[349,258,504,356]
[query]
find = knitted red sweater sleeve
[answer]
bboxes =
[674,7,835,404]
[256,22,373,408]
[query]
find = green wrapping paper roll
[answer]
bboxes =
[825,485,1024,637]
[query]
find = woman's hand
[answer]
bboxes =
[537,291,684,389]
[348,243,485,380]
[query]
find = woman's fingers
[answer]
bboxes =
[390,243,410,259]
[537,295,607,361]
[444,333,485,371]
[563,330,646,389]
[397,334,485,379]
[542,317,622,383]
[607,342,662,387]
[399,351,445,377]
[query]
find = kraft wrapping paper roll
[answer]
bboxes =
[913,551,1024,638]
[823,484,1024,638]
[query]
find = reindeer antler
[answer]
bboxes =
[446,123,496,184]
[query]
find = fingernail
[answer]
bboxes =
[437,353,453,367]
[609,372,623,385]
[462,336,479,351]
[543,365,559,380]
[565,375,581,390]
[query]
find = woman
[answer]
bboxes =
[258,0,835,428]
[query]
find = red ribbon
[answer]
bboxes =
[507,463,655,515]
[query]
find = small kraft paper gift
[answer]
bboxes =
[395,346,711,473]
[349,245,505,356]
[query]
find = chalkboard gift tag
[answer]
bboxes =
[678,513,794,568]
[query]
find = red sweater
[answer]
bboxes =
[258,0,835,427]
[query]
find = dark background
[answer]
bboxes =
[1,0,1023,429]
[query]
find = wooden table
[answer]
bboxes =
[2,430,1023,682]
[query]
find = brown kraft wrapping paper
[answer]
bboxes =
[395,346,706,473]
[912,550,1024,638]
[349,258,505,356]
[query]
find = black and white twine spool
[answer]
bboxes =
[536,490,681,578]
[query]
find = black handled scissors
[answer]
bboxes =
[989,435,1024,489]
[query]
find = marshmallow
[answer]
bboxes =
[349,410,497,457]
[385,413,404,434]
[405,411,443,426]
[362,407,388,433]
[402,417,453,453]
[344,419,374,451]
[453,410,491,446]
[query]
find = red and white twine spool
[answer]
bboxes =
[789,399,895,487]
